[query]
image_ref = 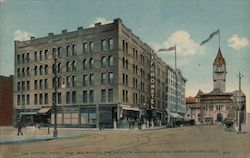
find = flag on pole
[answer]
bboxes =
[200,29,220,45]
[157,45,176,52]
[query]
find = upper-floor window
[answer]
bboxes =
[89,42,94,52]
[101,89,106,102]
[58,47,62,58]
[83,59,88,69]
[108,56,114,66]
[89,90,94,103]
[34,94,38,105]
[58,63,61,73]
[108,38,114,50]
[66,92,70,104]
[101,39,107,51]
[72,61,77,71]
[39,65,43,75]
[83,75,88,86]
[27,53,30,63]
[72,44,76,56]
[34,51,38,61]
[17,69,21,77]
[89,58,94,69]
[72,76,76,87]
[108,72,114,84]
[44,50,48,60]
[44,93,48,105]
[101,56,107,67]
[27,67,30,77]
[22,68,25,77]
[83,43,88,53]
[72,91,77,104]
[108,89,113,102]
[83,91,87,103]
[66,61,71,72]
[101,73,106,84]
[44,79,48,89]
[67,45,71,56]
[34,80,38,90]
[17,54,21,64]
[66,76,71,88]
[22,54,25,63]
[89,74,94,85]
[26,81,30,90]
[39,51,43,60]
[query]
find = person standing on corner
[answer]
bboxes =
[17,117,23,136]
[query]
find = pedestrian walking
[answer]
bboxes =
[17,118,23,136]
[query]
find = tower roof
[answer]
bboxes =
[213,48,225,65]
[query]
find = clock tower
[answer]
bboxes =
[213,48,226,92]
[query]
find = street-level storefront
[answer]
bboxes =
[15,108,50,127]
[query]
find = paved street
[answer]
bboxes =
[0,125,249,158]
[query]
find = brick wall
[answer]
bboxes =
[0,75,14,126]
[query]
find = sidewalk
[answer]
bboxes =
[0,125,167,144]
[0,126,69,144]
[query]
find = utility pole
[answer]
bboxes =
[53,52,58,138]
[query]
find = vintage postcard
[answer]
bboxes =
[0,0,249,158]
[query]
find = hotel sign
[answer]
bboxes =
[150,55,155,109]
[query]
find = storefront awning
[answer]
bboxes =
[20,111,37,115]
[169,112,183,119]
[38,107,51,114]
[121,106,140,111]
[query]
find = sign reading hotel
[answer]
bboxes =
[150,55,155,109]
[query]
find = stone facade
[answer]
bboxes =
[186,48,246,125]
[14,18,171,128]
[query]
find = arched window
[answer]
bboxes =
[57,63,61,73]
[27,67,30,76]
[22,54,25,63]
[39,65,43,75]
[34,66,38,76]
[17,54,21,64]
[17,68,21,77]
[125,59,128,69]
[122,57,125,68]
[27,53,30,63]
[22,68,25,77]
[66,61,71,72]
[45,65,48,74]
[101,56,106,67]
[108,56,114,66]
[72,61,77,71]
[89,58,94,69]
[83,59,88,69]
[133,64,135,74]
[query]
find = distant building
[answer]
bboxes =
[14,18,175,128]
[186,48,246,125]
[0,75,14,126]
[166,65,187,125]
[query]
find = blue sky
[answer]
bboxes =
[0,0,249,111]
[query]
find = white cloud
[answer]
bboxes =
[228,34,250,50]
[0,0,5,4]
[154,30,202,56]
[89,17,112,27]
[14,30,34,41]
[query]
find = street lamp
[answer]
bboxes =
[236,91,244,132]
[53,51,58,138]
